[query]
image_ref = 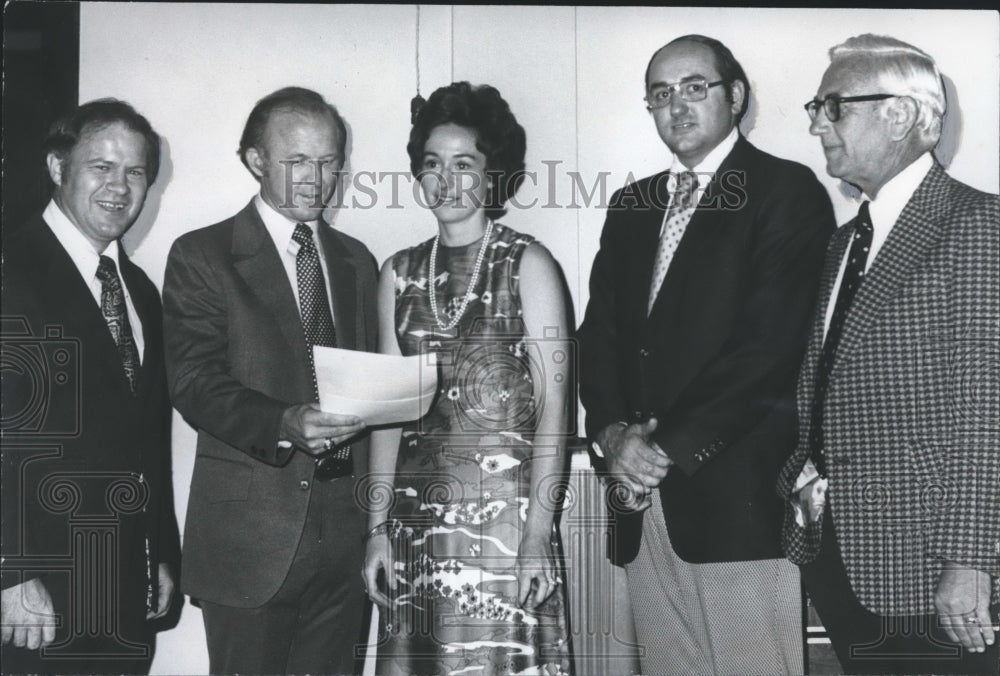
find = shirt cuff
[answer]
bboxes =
[592,421,629,458]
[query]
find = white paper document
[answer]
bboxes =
[313,346,438,425]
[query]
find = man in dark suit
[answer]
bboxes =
[162,87,378,675]
[778,34,999,674]
[1,99,181,674]
[579,35,835,674]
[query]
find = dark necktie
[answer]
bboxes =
[809,201,874,476]
[292,223,350,463]
[96,255,140,395]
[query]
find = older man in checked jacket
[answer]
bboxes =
[778,34,999,675]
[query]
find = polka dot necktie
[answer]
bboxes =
[292,224,349,461]
[808,201,873,477]
[96,255,140,395]
[648,171,698,315]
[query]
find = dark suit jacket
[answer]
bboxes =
[777,163,1000,615]
[163,200,378,608]
[579,135,835,564]
[1,214,181,624]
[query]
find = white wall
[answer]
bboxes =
[78,5,999,674]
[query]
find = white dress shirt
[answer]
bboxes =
[254,194,336,320]
[821,152,933,340]
[42,199,145,361]
[657,127,740,236]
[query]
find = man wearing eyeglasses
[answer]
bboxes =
[778,34,999,674]
[579,34,835,674]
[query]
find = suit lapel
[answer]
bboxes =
[779,225,852,497]
[318,225,358,350]
[647,137,751,319]
[829,164,950,383]
[231,201,308,362]
[795,226,852,446]
[31,220,138,396]
[632,171,671,320]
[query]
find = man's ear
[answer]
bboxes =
[729,80,746,118]
[244,147,266,178]
[46,153,64,186]
[888,96,919,141]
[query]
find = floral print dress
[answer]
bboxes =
[377,223,570,676]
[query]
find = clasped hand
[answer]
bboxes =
[600,418,670,511]
[280,403,365,455]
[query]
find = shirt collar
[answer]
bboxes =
[254,194,318,250]
[669,127,739,190]
[866,152,933,230]
[42,199,122,279]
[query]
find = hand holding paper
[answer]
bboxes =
[313,346,438,426]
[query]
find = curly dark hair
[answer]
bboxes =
[44,98,161,184]
[407,82,526,220]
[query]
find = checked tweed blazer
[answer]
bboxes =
[777,162,1000,616]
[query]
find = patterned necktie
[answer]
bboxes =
[96,255,140,395]
[809,201,874,476]
[648,171,698,315]
[292,223,349,461]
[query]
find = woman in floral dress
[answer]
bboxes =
[362,82,572,676]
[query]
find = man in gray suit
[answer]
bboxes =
[779,34,998,674]
[163,87,378,674]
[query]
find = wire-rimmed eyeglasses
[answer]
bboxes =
[804,94,900,122]
[645,77,726,111]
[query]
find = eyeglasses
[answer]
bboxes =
[645,78,726,111]
[804,94,899,122]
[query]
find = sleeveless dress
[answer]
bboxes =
[377,223,571,676]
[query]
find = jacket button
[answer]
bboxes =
[299,480,309,490]
[639,348,650,357]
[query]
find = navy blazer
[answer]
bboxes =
[1,214,181,611]
[580,136,835,564]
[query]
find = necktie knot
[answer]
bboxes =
[675,171,698,210]
[96,254,118,283]
[855,200,873,235]
[292,222,314,248]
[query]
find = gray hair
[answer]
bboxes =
[830,34,945,148]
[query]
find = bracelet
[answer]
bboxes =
[363,520,393,542]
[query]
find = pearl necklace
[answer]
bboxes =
[428,219,495,330]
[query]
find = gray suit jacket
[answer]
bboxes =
[777,163,1000,615]
[163,200,378,607]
